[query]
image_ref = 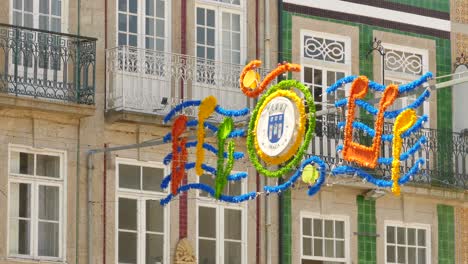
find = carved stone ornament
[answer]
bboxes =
[174,238,196,264]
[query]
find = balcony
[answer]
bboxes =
[106,46,271,123]
[307,114,468,190]
[0,23,96,116]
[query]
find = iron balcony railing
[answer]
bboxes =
[307,114,468,190]
[106,46,272,121]
[0,23,97,105]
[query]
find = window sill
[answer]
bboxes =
[6,256,66,264]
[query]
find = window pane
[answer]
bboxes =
[303,237,312,256]
[119,231,137,263]
[146,234,163,264]
[51,17,61,32]
[222,13,230,29]
[224,241,242,264]
[119,0,127,11]
[39,15,49,30]
[199,207,216,238]
[119,164,141,190]
[199,239,216,264]
[335,221,344,239]
[38,185,59,221]
[36,154,60,178]
[24,0,33,12]
[418,248,426,264]
[119,198,137,230]
[224,209,241,240]
[408,247,417,263]
[232,14,240,31]
[142,167,164,192]
[314,69,322,85]
[129,0,137,13]
[197,27,205,44]
[408,228,416,245]
[232,32,240,50]
[145,18,154,35]
[9,219,30,255]
[304,67,312,83]
[38,222,59,257]
[156,20,164,37]
[207,10,215,27]
[387,245,395,262]
[155,39,164,52]
[199,174,214,197]
[129,15,137,33]
[51,0,61,16]
[397,227,405,244]
[417,229,426,246]
[156,0,165,18]
[10,182,31,218]
[196,8,205,26]
[129,35,137,47]
[207,29,215,46]
[10,152,34,175]
[39,0,49,14]
[313,238,323,256]
[387,226,395,243]
[303,218,311,236]
[325,239,334,257]
[313,219,322,237]
[397,246,406,263]
[227,179,241,196]
[119,33,127,46]
[146,200,164,233]
[146,0,154,16]
[207,48,215,60]
[324,220,333,238]
[14,0,21,9]
[336,240,344,258]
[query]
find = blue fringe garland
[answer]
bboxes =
[163,141,245,165]
[214,105,250,117]
[334,89,431,119]
[377,136,427,164]
[331,158,425,188]
[160,183,258,205]
[263,156,327,196]
[326,72,432,94]
[336,115,428,142]
[163,100,201,123]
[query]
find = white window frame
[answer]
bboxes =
[10,0,69,32]
[195,0,246,64]
[300,212,350,264]
[7,144,67,262]
[115,0,172,52]
[384,221,431,264]
[196,171,248,264]
[114,158,170,264]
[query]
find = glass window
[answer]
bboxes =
[301,216,347,263]
[385,223,429,264]
[8,147,64,260]
[117,161,167,264]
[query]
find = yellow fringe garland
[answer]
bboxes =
[195,96,217,176]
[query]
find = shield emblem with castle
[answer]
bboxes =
[268,113,284,143]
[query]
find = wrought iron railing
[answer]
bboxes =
[0,23,97,105]
[106,46,272,121]
[307,114,468,190]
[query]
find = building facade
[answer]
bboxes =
[0,1,465,264]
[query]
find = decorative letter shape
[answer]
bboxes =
[343,77,398,168]
[391,109,417,195]
[171,115,188,195]
[215,117,235,199]
[195,96,217,176]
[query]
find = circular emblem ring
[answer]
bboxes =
[254,90,306,165]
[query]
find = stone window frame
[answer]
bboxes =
[7,144,67,262]
[384,220,431,264]
[115,157,170,264]
[300,211,351,263]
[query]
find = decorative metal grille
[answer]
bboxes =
[106,46,272,122]
[0,23,96,105]
[303,35,346,63]
[384,48,424,75]
[307,114,468,190]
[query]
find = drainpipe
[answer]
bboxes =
[76,1,81,264]
[255,1,261,264]
[263,0,271,263]
[277,1,284,263]
[104,0,108,111]
[103,143,108,264]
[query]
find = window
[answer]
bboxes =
[8,145,66,261]
[301,31,351,139]
[117,0,169,51]
[381,44,430,120]
[116,159,168,264]
[385,222,430,264]
[197,173,246,264]
[301,213,349,264]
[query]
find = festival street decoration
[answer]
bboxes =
[159,60,432,205]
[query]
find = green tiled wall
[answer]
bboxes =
[438,204,455,264]
[385,0,450,13]
[357,195,377,264]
